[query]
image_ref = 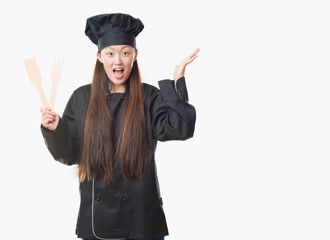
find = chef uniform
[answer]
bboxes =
[41,13,196,240]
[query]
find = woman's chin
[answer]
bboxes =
[108,77,128,91]
[112,78,127,85]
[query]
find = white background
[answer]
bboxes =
[0,0,330,239]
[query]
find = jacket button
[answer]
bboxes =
[121,197,127,203]
[96,197,101,202]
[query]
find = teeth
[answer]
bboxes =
[114,68,123,71]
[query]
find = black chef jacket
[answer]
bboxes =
[41,77,196,239]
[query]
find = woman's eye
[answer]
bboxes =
[107,52,113,56]
[123,52,129,56]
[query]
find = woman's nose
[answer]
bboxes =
[114,54,123,64]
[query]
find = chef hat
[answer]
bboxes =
[85,13,144,52]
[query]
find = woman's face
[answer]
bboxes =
[97,45,137,91]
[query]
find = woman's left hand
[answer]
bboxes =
[173,48,199,82]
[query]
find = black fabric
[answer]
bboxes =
[40,77,196,239]
[85,13,144,51]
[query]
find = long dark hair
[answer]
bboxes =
[78,59,148,183]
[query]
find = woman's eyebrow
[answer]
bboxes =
[105,46,131,50]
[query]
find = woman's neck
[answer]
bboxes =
[109,82,126,93]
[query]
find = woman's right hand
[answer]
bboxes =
[40,107,59,131]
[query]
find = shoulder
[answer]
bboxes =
[73,83,91,95]
[71,84,91,100]
[66,84,91,107]
[143,82,159,97]
[142,82,163,109]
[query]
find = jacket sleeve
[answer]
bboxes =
[40,92,80,165]
[151,77,196,141]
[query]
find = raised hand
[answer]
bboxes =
[40,107,59,131]
[173,48,199,82]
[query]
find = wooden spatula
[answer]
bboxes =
[23,57,49,107]
[50,56,64,109]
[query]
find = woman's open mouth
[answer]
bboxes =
[113,68,124,79]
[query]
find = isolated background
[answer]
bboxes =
[0,0,330,239]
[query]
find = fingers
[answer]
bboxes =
[40,106,57,126]
[187,48,199,60]
[187,48,199,62]
[40,107,55,116]
[189,48,200,58]
[181,48,199,66]
[42,113,56,121]
[40,106,53,113]
[186,54,198,64]
[42,114,57,126]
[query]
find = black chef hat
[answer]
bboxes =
[85,13,144,52]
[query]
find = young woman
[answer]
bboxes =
[40,13,198,240]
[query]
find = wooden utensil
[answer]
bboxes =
[23,57,49,107]
[50,56,64,109]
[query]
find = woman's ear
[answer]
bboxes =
[134,49,138,62]
[97,52,103,63]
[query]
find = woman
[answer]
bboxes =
[40,13,198,240]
